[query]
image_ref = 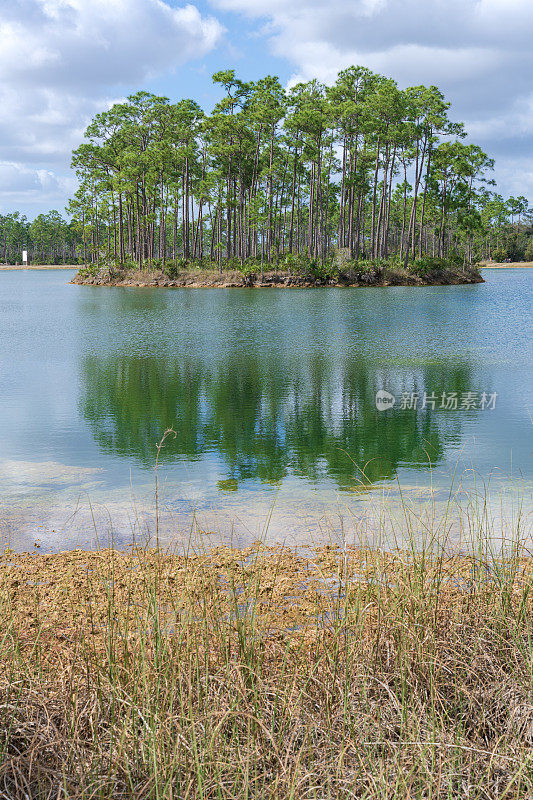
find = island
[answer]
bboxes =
[71,258,484,288]
[63,67,526,292]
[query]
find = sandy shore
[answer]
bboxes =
[1,262,530,272]
[0,264,77,270]
[482,262,533,269]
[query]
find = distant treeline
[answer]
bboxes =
[0,211,80,265]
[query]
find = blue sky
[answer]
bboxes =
[0,0,532,218]
[147,1,291,105]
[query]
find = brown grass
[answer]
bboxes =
[1,539,533,798]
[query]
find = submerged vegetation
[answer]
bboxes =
[2,523,533,798]
[66,67,531,279]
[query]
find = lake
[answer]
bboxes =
[1,268,531,552]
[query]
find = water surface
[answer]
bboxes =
[1,269,531,551]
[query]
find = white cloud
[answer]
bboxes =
[1,0,532,209]
[0,0,224,208]
[0,162,76,209]
[467,94,533,142]
[211,0,533,201]
[492,157,533,202]
[285,42,502,90]
[0,0,222,95]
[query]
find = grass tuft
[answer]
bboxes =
[1,534,533,798]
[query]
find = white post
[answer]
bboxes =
[22,250,28,266]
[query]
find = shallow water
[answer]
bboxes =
[0,269,531,552]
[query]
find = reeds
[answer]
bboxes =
[1,509,533,799]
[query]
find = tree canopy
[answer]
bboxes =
[2,66,531,268]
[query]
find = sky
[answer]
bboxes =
[0,0,532,218]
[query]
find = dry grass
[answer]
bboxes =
[117,268,247,286]
[1,535,533,799]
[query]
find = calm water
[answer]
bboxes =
[0,269,532,551]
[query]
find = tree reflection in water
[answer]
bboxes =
[80,350,476,491]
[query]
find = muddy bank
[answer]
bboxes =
[2,542,529,636]
[72,265,484,288]
[2,542,533,800]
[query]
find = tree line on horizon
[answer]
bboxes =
[1,67,532,269]
[0,210,79,265]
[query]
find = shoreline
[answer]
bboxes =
[1,262,529,275]
[0,264,77,270]
[71,265,484,289]
[481,262,533,269]
[2,541,532,797]
[1,542,530,635]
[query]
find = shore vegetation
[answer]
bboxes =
[73,252,483,287]
[2,522,533,798]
